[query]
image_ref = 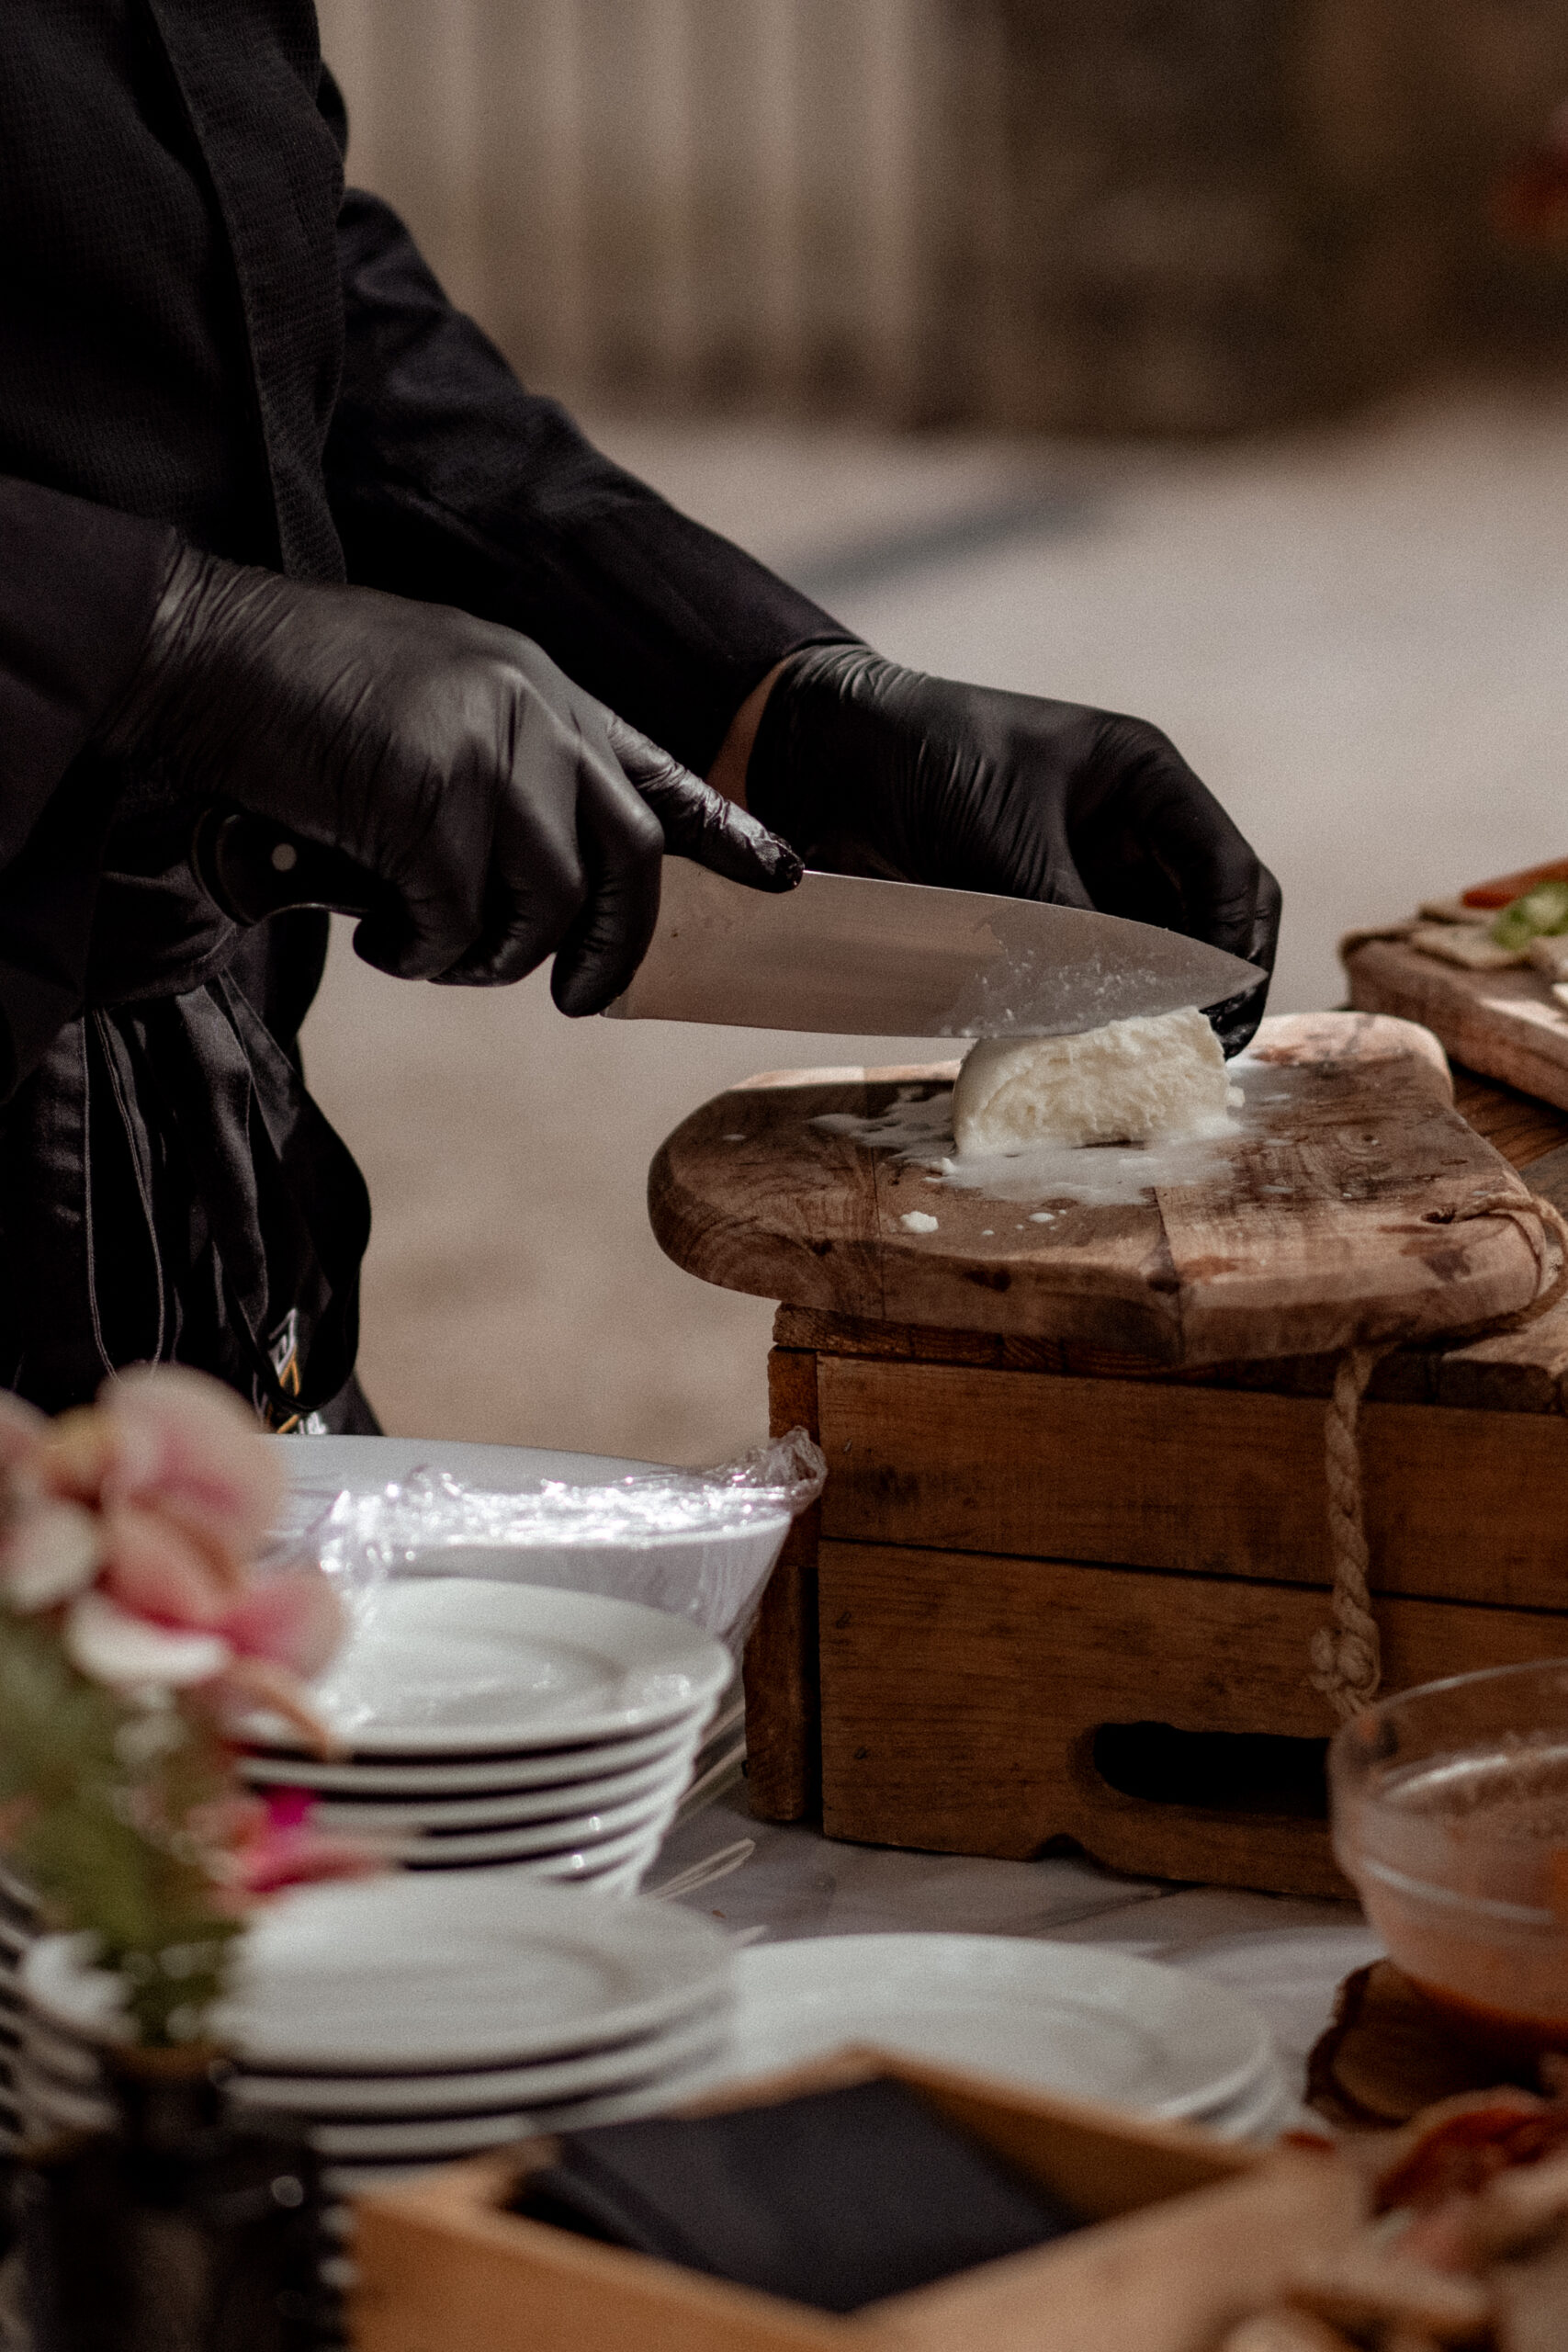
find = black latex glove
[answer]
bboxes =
[747,644,1280,1054]
[99,547,801,1012]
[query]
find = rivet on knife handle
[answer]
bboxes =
[190,808,381,924]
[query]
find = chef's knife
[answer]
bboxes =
[605,857,1264,1039]
[192,808,1264,1039]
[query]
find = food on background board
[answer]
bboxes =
[1461,859,1568,912]
[1382,859,1568,1008]
[1488,880,1568,956]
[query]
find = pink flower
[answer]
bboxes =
[98,1366,284,1561]
[223,1789,383,1898]
[39,1368,282,1566]
[208,1568,343,1681]
[65,1558,345,1751]
[1,1496,102,1611]
[0,1365,347,1755]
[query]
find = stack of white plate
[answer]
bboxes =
[711,1935,1298,2143]
[0,1864,37,2152]
[17,1874,735,2197]
[238,1578,732,1893]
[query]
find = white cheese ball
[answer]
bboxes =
[952,1006,1228,1157]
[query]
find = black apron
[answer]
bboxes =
[0,2,844,1419]
[0,779,370,1426]
[0,0,363,1420]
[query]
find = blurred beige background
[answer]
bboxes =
[299,4,1568,1464]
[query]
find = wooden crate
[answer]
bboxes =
[348,2052,1360,2352]
[742,1069,1568,1896]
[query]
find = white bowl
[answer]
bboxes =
[275,1436,791,1650]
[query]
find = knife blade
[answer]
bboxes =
[604,860,1265,1039]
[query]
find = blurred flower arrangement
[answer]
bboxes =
[0,1367,374,2048]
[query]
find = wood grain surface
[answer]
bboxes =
[816,1540,1568,1894]
[650,1012,1551,1366]
[739,1346,822,1822]
[813,1357,1568,1611]
[1347,937,1568,1113]
[773,1295,1568,1415]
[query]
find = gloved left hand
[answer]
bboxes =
[745,644,1280,1053]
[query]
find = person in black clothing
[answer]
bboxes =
[0,2,1280,1430]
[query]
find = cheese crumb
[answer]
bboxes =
[899,1210,940,1234]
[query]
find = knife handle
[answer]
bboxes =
[190,808,383,924]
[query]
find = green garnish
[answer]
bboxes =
[1491,881,1568,951]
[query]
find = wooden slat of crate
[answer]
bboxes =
[744,1345,823,1820]
[773,1294,1568,1414]
[816,1540,1568,1894]
[811,1354,1568,1611]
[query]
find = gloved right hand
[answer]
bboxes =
[98,547,801,1012]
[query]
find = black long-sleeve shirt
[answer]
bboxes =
[0,0,844,1096]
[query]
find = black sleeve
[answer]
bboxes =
[323,190,854,776]
[0,477,175,1091]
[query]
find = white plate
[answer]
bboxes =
[238,1716,704,1795]
[297,1747,695,1833]
[24,1875,731,2072]
[719,1936,1275,2123]
[354,1792,679,1868]
[1201,2064,1298,2144]
[227,2006,729,2118]
[583,1856,649,1896]
[28,2036,730,2164]
[239,1581,729,1755]
[315,2052,727,2197]
[267,2041,730,2161]
[423,1818,663,1881]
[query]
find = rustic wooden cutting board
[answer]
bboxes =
[649,1011,1554,1367]
[1346,934,1568,1113]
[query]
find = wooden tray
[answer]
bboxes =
[1346,935,1568,1115]
[650,1012,1549,1367]
[349,2052,1359,2352]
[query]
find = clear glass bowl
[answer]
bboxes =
[1330,1658,1568,2058]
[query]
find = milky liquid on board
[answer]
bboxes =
[811,1051,1288,1211]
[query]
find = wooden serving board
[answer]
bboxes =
[650,1011,1551,1368]
[1346,934,1568,1113]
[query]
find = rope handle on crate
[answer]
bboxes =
[1312,1186,1568,1721]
